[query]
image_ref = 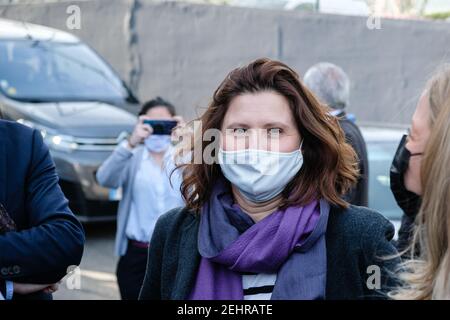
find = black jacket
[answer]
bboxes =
[0,120,85,299]
[139,204,400,300]
[339,116,369,207]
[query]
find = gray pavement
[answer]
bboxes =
[53,222,120,300]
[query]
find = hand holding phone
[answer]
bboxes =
[143,119,178,135]
[128,115,154,148]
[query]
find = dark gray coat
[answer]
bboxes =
[139,204,400,300]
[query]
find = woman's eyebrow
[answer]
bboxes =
[224,122,288,129]
[263,122,288,128]
[224,122,250,128]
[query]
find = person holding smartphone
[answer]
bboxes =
[96,97,185,300]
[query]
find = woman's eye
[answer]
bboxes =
[233,128,247,136]
[268,128,282,136]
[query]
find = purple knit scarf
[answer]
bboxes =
[188,178,329,300]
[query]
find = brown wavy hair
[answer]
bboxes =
[177,58,358,213]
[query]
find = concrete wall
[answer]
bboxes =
[1,0,450,124]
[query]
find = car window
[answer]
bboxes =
[0,40,128,103]
[367,140,403,221]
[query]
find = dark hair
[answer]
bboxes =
[139,96,176,116]
[178,58,359,212]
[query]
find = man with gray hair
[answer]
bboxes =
[304,62,368,206]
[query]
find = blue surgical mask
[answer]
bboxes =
[144,135,172,153]
[218,144,303,203]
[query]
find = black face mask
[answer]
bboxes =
[390,134,421,218]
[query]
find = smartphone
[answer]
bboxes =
[143,119,178,135]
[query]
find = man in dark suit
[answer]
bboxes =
[304,62,369,207]
[0,119,85,300]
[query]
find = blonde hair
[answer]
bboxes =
[390,65,450,300]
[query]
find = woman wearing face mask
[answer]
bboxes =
[139,58,399,300]
[389,65,450,300]
[96,97,185,300]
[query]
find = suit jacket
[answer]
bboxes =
[0,120,85,299]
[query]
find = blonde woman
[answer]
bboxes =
[390,65,450,299]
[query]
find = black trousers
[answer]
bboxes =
[116,242,148,300]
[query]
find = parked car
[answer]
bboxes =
[0,19,139,222]
[360,125,407,239]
